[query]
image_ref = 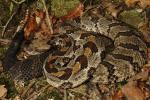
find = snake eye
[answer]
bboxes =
[47,37,61,46]
[58,39,63,44]
[55,62,61,66]
[63,57,70,63]
[54,57,69,68]
[51,38,65,48]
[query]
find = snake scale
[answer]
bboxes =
[2,13,148,89]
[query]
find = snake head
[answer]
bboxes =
[47,36,66,49]
[47,34,72,51]
[54,57,72,68]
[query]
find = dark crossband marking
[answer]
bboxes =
[118,43,147,60]
[75,55,88,69]
[112,46,145,66]
[108,25,129,40]
[58,68,72,80]
[101,61,115,76]
[103,54,135,82]
[83,41,98,53]
[80,32,92,39]
[72,62,81,75]
[114,35,147,51]
[108,22,127,28]
[111,53,141,72]
[115,30,144,41]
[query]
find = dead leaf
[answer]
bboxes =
[104,2,122,18]
[125,0,150,9]
[113,90,124,100]
[60,3,84,21]
[148,48,150,53]
[14,96,21,100]
[24,10,54,39]
[138,21,150,31]
[24,13,38,39]
[138,82,150,100]
[0,85,7,98]
[129,70,149,82]
[0,60,3,72]
[121,81,144,100]
[125,0,139,8]
[138,0,150,9]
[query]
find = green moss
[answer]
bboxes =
[116,80,128,89]
[0,73,17,99]
[0,45,7,58]
[0,1,11,25]
[81,0,100,6]
[112,0,123,3]
[120,10,143,27]
[37,90,62,100]
[51,0,80,18]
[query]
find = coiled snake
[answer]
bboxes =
[2,14,148,89]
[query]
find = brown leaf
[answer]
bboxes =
[125,0,150,9]
[35,10,54,36]
[138,0,150,9]
[60,3,84,21]
[148,48,150,53]
[0,85,7,98]
[148,48,150,61]
[138,82,150,99]
[104,2,122,18]
[129,70,149,82]
[121,81,144,100]
[125,0,138,8]
[14,96,21,100]
[24,13,38,39]
[24,10,54,39]
[113,90,124,100]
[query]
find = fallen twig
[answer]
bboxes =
[63,89,67,100]
[1,11,17,37]
[0,60,3,72]
[0,26,4,28]
[68,88,91,98]
[11,0,26,4]
[26,84,51,100]
[41,0,53,34]
[1,4,23,37]
[0,39,11,45]
[21,79,36,98]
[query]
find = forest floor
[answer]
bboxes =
[0,0,150,100]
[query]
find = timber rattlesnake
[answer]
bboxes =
[2,13,148,89]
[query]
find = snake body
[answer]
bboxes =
[3,14,148,89]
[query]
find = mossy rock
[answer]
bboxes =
[120,10,143,27]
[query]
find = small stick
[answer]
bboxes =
[11,0,26,4]
[0,26,4,28]
[68,89,91,98]
[63,89,67,100]
[21,79,36,98]
[41,0,53,34]
[0,60,3,72]
[26,84,51,100]
[0,39,11,45]
[1,11,17,37]
[1,4,24,37]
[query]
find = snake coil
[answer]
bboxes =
[3,14,148,89]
